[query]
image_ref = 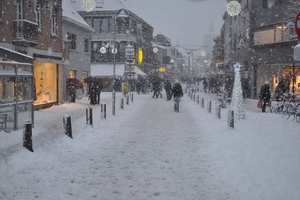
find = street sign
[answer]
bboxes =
[125,44,135,59]
[295,12,300,39]
[125,64,134,73]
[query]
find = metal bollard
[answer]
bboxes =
[201,97,204,108]
[63,114,73,139]
[197,95,200,104]
[101,102,106,120]
[23,120,34,152]
[86,107,93,127]
[126,94,129,105]
[216,104,221,119]
[228,110,234,129]
[131,93,134,102]
[121,98,124,109]
[208,101,212,113]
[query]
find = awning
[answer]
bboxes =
[91,63,147,78]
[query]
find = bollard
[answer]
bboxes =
[101,102,106,120]
[197,95,199,104]
[23,120,33,152]
[121,97,124,109]
[131,93,134,102]
[228,110,234,129]
[201,97,204,108]
[193,93,196,101]
[63,114,73,139]
[216,104,221,119]
[86,107,93,127]
[126,94,129,105]
[208,101,212,113]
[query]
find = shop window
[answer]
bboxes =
[34,62,57,106]
[69,70,76,79]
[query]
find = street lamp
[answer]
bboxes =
[112,9,129,116]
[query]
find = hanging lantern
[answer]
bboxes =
[81,0,96,12]
[226,1,242,16]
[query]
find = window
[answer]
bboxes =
[262,0,268,8]
[51,3,59,36]
[67,33,76,50]
[36,1,43,31]
[85,17,114,33]
[253,24,297,45]
[84,38,89,52]
[16,0,25,20]
[0,0,2,20]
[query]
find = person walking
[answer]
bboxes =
[164,79,172,100]
[259,81,271,113]
[169,80,183,112]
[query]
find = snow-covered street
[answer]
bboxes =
[1,89,300,200]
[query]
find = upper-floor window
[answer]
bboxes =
[85,17,114,33]
[36,1,43,31]
[0,0,3,20]
[84,38,89,52]
[51,3,60,36]
[16,0,25,20]
[253,24,297,45]
[67,33,76,50]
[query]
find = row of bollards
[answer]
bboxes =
[189,90,234,129]
[23,94,134,152]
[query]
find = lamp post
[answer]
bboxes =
[112,9,129,116]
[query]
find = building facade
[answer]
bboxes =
[70,0,151,91]
[62,0,94,101]
[214,0,300,98]
[0,0,64,110]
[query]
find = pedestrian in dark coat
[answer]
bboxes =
[259,81,271,112]
[169,80,184,112]
[95,82,102,105]
[164,79,172,100]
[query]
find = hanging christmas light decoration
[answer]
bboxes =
[81,0,96,12]
[226,1,242,16]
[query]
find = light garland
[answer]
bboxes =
[81,0,96,12]
[226,1,241,16]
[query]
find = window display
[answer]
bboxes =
[34,61,57,106]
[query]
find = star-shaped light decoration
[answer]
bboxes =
[226,1,242,16]
[81,0,96,12]
[234,62,241,72]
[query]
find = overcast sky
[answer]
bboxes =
[125,0,227,48]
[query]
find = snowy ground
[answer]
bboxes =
[1,86,300,200]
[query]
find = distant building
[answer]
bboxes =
[62,0,94,101]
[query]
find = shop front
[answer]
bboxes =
[257,63,300,97]
[0,47,34,131]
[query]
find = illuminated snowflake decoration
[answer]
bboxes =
[226,1,241,16]
[81,0,96,12]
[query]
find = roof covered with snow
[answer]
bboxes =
[62,0,94,32]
